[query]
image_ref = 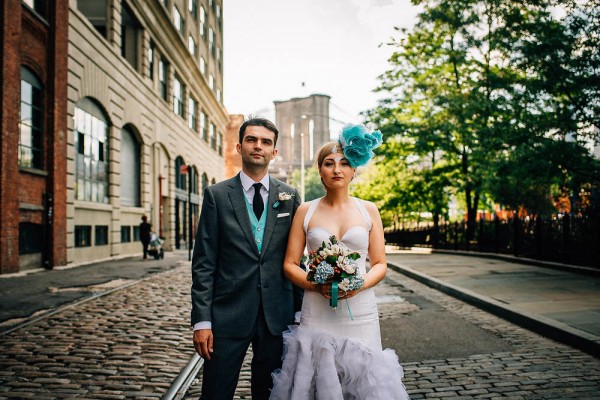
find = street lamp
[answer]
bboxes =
[300,114,310,203]
[300,131,305,202]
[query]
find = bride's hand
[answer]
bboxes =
[339,288,360,300]
[317,284,360,300]
[317,283,333,299]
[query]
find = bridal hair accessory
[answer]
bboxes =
[273,192,295,209]
[338,124,383,168]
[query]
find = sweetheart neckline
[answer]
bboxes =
[307,225,369,241]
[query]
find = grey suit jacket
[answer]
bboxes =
[191,173,302,338]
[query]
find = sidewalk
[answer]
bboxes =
[386,248,600,358]
[0,250,189,334]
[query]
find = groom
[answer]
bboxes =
[191,117,302,400]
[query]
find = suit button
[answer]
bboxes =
[257,284,261,289]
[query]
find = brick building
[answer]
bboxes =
[1,0,226,273]
[0,0,69,273]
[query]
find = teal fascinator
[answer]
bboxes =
[338,124,383,168]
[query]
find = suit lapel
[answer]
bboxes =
[260,177,280,256]
[228,174,258,254]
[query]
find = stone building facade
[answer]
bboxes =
[271,94,331,183]
[67,0,226,265]
[0,0,226,273]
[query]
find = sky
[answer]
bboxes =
[223,0,421,135]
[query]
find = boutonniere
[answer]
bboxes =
[273,192,295,209]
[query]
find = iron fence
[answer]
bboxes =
[384,214,600,268]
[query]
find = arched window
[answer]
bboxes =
[175,156,187,190]
[191,166,199,194]
[120,126,141,206]
[74,98,109,203]
[19,67,44,169]
[202,173,209,192]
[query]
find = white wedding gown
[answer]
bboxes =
[270,198,410,400]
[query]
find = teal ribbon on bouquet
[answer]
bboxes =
[330,281,354,320]
[330,281,338,308]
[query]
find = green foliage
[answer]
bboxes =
[364,0,600,226]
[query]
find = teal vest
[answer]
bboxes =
[245,195,267,253]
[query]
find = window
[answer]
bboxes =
[188,0,197,19]
[202,173,209,192]
[209,27,214,57]
[200,111,207,141]
[209,74,214,91]
[121,2,142,71]
[188,35,196,57]
[175,157,187,190]
[74,98,109,203]
[188,97,197,131]
[173,6,184,36]
[209,123,216,150]
[19,67,44,169]
[77,0,107,37]
[133,225,140,241]
[95,226,109,245]
[217,132,223,156]
[23,0,46,18]
[216,4,222,30]
[121,226,131,243]
[148,41,155,80]
[200,7,206,38]
[173,76,184,117]
[75,225,92,247]
[120,126,140,207]
[159,57,168,101]
[217,47,222,71]
[191,167,199,194]
[19,222,43,254]
[200,57,206,75]
[217,88,221,103]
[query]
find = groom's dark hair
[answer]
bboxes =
[239,117,279,146]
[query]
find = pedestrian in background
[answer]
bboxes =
[191,117,302,400]
[139,215,152,260]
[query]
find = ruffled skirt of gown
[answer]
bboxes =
[270,324,410,400]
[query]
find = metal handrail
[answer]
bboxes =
[162,353,204,400]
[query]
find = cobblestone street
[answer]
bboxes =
[0,266,194,399]
[1,262,599,399]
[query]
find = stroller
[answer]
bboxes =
[147,232,165,259]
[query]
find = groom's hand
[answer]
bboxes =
[193,329,214,360]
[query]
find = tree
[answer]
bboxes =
[367,0,600,232]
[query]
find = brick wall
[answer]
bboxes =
[0,1,68,273]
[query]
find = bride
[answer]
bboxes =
[270,125,410,399]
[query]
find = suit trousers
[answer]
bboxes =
[200,303,283,400]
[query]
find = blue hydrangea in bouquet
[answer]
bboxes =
[305,235,365,309]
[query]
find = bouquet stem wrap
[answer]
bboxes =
[330,281,339,308]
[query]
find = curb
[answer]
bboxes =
[387,261,600,359]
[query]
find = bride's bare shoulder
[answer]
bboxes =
[293,201,312,220]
